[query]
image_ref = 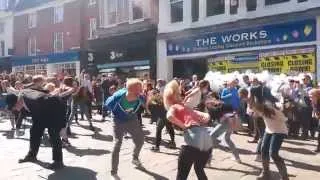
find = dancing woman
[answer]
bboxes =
[249,85,289,180]
[164,80,213,180]
[308,89,320,153]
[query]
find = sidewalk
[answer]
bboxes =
[0,115,319,180]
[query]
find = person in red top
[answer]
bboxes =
[164,80,213,180]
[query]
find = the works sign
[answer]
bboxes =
[167,19,316,56]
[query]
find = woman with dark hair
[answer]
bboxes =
[249,85,289,180]
[308,89,320,153]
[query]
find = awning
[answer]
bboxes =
[96,60,149,69]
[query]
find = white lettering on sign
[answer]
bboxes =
[32,58,49,64]
[109,51,124,60]
[88,53,94,62]
[196,30,268,47]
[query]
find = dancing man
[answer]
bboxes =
[104,78,145,179]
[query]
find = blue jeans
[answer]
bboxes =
[261,133,286,161]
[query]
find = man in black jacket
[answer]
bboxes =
[5,88,66,170]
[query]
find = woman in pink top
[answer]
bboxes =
[249,85,289,180]
[164,80,213,180]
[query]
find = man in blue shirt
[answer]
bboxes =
[220,80,240,111]
[104,78,145,179]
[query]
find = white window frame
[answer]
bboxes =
[89,18,97,39]
[129,0,145,23]
[0,0,8,10]
[28,37,37,56]
[103,0,133,27]
[28,12,37,29]
[54,6,64,24]
[53,32,64,53]
[170,0,184,23]
[89,0,97,6]
[0,22,4,34]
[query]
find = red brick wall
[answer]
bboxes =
[13,0,98,56]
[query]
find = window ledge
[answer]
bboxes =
[129,18,145,24]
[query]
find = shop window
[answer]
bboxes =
[207,0,225,17]
[28,12,37,28]
[131,0,144,21]
[89,18,97,39]
[25,65,36,75]
[28,36,37,56]
[192,0,199,22]
[170,0,183,23]
[54,6,64,24]
[54,32,64,53]
[265,0,290,5]
[230,0,239,15]
[54,63,77,77]
[35,64,47,75]
[0,22,4,33]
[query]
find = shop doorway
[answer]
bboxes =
[173,59,207,79]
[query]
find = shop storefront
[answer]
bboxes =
[11,51,81,77]
[89,29,157,80]
[158,18,318,80]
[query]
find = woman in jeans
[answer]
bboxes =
[164,80,213,180]
[249,85,289,180]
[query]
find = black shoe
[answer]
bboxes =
[18,156,37,163]
[314,147,320,153]
[89,125,95,131]
[168,142,176,149]
[47,161,65,170]
[67,127,71,136]
[150,146,160,152]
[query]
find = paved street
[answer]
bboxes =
[0,115,320,180]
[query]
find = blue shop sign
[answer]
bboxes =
[167,19,316,56]
[12,51,80,66]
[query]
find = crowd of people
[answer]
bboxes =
[0,70,320,180]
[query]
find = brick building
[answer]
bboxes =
[12,0,100,77]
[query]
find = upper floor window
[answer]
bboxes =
[28,37,37,56]
[28,13,37,28]
[54,6,64,24]
[131,0,144,21]
[0,22,4,34]
[0,0,8,10]
[207,0,225,17]
[0,41,5,56]
[89,0,97,6]
[247,0,257,11]
[265,0,290,5]
[170,0,183,23]
[54,32,63,53]
[89,18,97,39]
[192,0,199,22]
[105,0,129,25]
[230,0,239,14]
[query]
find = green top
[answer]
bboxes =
[120,96,139,113]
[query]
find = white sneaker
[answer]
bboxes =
[111,174,121,180]
[231,157,242,163]
[132,158,142,167]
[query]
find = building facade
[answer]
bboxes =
[157,0,320,80]
[88,0,158,79]
[0,0,15,72]
[12,0,99,77]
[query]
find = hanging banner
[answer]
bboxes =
[259,56,285,73]
[286,53,315,73]
[208,61,228,73]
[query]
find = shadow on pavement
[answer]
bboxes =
[65,146,110,157]
[135,166,169,180]
[284,139,316,147]
[215,144,255,155]
[92,131,113,142]
[284,158,320,172]
[0,130,15,139]
[47,166,97,180]
[281,146,315,155]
